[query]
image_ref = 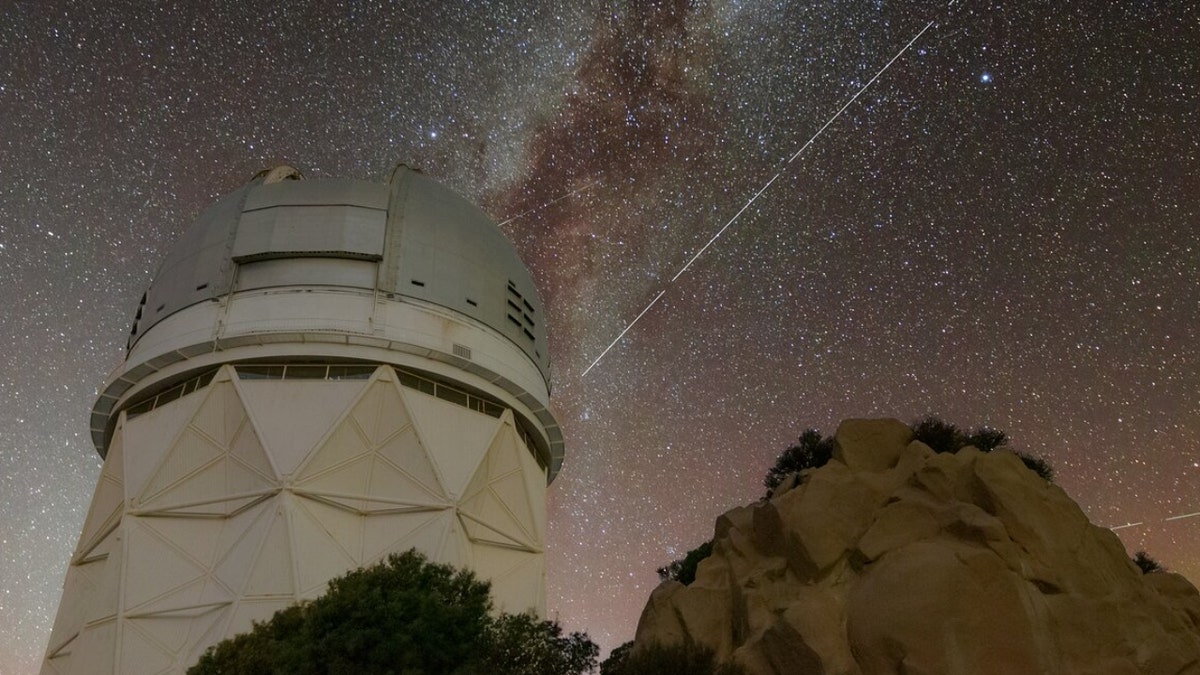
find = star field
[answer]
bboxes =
[2,1,1198,672]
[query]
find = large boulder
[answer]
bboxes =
[633,419,1200,674]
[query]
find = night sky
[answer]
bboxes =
[2,1,1198,672]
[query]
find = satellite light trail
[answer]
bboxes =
[498,179,601,227]
[581,291,668,375]
[581,9,949,377]
[1108,510,1199,531]
[1165,511,1200,522]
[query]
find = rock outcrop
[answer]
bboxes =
[634,418,1200,674]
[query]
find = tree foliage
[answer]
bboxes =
[763,428,835,494]
[656,540,714,585]
[910,416,1053,481]
[910,416,1008,454]
[1014,451,1054,482]
[761,418,1053,498]
[1133,550,1166,574]
[484,611,600,675]
[189,550,598,675]
[599,642,635,675]
[600,641,747,675]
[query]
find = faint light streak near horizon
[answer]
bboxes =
[1109,510,1200,531]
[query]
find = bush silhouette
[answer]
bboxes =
[1014,451,1054,482]
[600,642,634,675]
[1134,550,1166,574]
[967,426,1008,452]
[763,428,835,494]
[761,417,1054,494]
[911,416,969,454]
[910,416,1053,481]
[600,640,747,675]
[657,540,714,585]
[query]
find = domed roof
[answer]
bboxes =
[128,164,550,383]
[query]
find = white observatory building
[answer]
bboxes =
[42,164,564,674]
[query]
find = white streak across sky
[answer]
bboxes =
[4,1,1198,670]
[1112,511,1200,531]
[581,9,949,377]
[498,179,600,227]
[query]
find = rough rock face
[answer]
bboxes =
[634,418,1200,674]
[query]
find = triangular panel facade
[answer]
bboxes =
[43,364,549,673]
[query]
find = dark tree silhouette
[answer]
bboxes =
[1134,551,1166,574]
[600,640,747,675]
[763,428,835,493]
[966,426,1008,451]
[484,611,600,675]
[761,418,1052,493]
[656,540,714,585]
[189,550,598,675]
[911,416,969,454]
[1015,451,1055,482]
[910,416,1053,481]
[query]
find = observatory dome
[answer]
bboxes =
[49,164,561,674]
[92,164,562,479]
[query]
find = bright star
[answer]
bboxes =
[980,72,993,83]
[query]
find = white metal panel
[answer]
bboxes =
[293,498,365,563]
[232,206,385,262]
[459,420,541,551]
[358,509,448,564]
[219,291,375,337]
[471,547,545,616]
[211,501,277,595]
[288,501,360,596]
[137,187,248,344]
[124,302,222,369]
[121,393,205,503]
[224,599,292,644]
[136,518,223,593]
[236,379,366,477]
[119,620,176,674]
[43,557,101,661]
[377,426,443,497]
[234,258,377,291]
[122,522,207,610]
[81,536,122,625]
[382,169,549,377]
[243,509,296,597]
[517,426,549,542]
[402,389,498,500]
[72,619,117,675]
[74,428,124,562]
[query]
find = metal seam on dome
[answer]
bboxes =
[241,202,388,214]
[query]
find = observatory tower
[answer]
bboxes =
[42,165,563,674]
